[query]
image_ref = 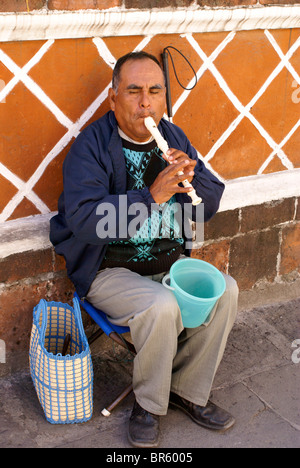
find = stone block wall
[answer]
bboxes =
[1,0,299,12]
[0,0,299,11]
[192,197,299,289]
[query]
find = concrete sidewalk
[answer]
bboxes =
[0,296,299,449]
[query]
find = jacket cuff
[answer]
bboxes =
[141,187,156,208]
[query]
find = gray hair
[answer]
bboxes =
[112,51,164,92]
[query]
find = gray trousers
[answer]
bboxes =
[87,263,239,416]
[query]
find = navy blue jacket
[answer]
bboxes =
[50,111,225,298]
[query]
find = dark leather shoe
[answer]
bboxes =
[128,400,160,448]
[169,392,235,432]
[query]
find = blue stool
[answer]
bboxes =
[74,292,135,416]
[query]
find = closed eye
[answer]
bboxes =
[126,85,164,94]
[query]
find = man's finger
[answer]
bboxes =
[165,159,190,175]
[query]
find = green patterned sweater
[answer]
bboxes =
[101,138,184,275]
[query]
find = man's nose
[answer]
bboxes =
[140,91,151,108]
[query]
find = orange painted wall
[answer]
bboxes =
[0,29,299,221]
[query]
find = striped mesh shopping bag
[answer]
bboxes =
[29,297,93,424]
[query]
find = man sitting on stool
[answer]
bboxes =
[50,51,239,447]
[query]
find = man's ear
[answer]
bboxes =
[108,88,116,111]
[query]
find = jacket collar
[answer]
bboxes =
[106,111,174,194]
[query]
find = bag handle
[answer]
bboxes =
[33,297,89,349]
[72,297,89,347]
[33,299,49,341]
[162,273,175,291]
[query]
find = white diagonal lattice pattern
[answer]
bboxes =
[0,30,299,222]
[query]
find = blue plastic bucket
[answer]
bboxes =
[162,258,226,328]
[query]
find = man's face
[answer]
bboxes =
[109,58,166,142]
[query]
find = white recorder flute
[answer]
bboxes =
[144,117,202,206]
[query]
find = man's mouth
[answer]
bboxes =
[137,113,155,120]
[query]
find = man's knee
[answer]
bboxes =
[129,284,183,345]
[150,285,182,324]
[224,274,239,300]
[220,274,239,323]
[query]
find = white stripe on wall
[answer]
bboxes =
[220,168,300,212]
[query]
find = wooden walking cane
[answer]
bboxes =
[101,332,136,417]
[62,334,71,356]
[101,383,134,417]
